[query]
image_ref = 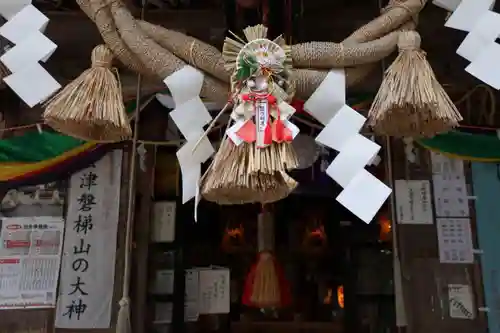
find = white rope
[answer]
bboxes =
[116,2,147,332]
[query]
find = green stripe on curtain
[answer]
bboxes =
[0,97,150,163]
[418,131,500,162]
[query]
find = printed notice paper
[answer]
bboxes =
[395,180,433,224]
[0,216,64,310]
[448,284,475,319]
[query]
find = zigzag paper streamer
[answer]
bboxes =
[0,3,60,107]
[437,0,500,89]
[163,66,215,204]
[304,70,391,223]
[432,0,462,11]
[0,0,31,20]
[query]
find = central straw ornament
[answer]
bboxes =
[200,25,299,205]
[43,44,132,142]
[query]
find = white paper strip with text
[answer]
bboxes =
[55,150,122,328]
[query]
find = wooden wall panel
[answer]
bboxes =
[390,139,487,333]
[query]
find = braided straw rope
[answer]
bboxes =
[75,0,428,100]
[78,0,152,76]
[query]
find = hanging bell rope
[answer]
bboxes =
[43,44,132,142]
[368,31,462,138]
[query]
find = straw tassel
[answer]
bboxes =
[200,139,298,205]
[368,31,462,138]
[242,207,291,308]
[43,44,132,142]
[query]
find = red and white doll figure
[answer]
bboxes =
[228,74,298,148]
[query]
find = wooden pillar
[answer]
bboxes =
[131,99,171,333]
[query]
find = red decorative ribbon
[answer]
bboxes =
[236,93,293,144]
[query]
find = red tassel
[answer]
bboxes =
[241,252,292,308]
[263,119,272,145]
[241,261,258,307]
[271,104,293,143]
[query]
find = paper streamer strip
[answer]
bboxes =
[432,0,462,12]
[437,0,500,89]
[304,70,391,223]
[164,66,215,204]
[0,3,61,107]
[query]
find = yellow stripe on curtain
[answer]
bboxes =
[0,142,98,181]
[418,142,500,162]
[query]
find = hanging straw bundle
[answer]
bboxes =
[201,138,298,205]
[200,25,299,205]
[242,207,291,309]
[43,44,132,142]
[368,31,462,138]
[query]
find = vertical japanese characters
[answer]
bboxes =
[62,165,97,321]
[55,151,122,329]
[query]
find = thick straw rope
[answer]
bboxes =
[75,0,426,101]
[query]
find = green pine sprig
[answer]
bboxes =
[236,54,258,81]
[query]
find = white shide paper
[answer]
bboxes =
[444,0,496,32]
[55,150,122,329]
[164,66,214,205]
[0,4,60,107]
[304,69,390,223]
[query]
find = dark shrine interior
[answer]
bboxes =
[117,1,398,332]
[147,97,395,333]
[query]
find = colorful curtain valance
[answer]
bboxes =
[417,130,500,162]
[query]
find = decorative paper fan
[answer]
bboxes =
[292,134,320,169]
[222,25,292,86]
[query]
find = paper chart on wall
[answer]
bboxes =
[433,175,469,217]
[437,218,474,264]
[431,152,470,218]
